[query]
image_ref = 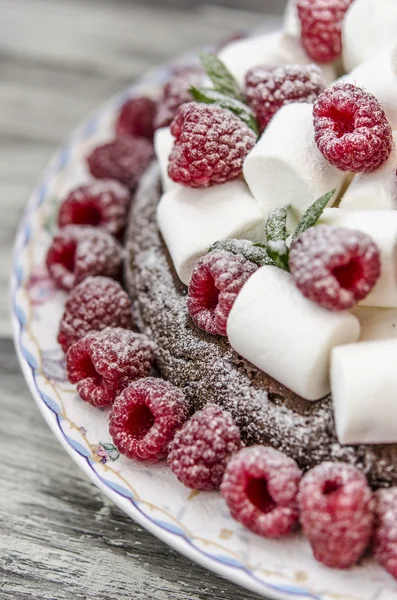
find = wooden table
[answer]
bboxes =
[0,1,284,598]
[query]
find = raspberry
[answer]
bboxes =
[109,378,189,462]
[66,328,156,407]
[289,225,381,311]
[58,276,133,353]
[115,96,157,139]
[168,102,257,188]
[298,462,374,569]
[245,64,326,132]
[374,488,397,579]
[313,83,393,173]
[187,250,258,336]
[221,446,302,538]
[297,0,353,63]
[58,181,130,237]
[87,136,154,188]
[46,226,122,291]
[167,404,242,491]
[154,66,204,130]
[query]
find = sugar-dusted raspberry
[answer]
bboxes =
[297,0,353,63]
[109,378,189,462]
[168,102,257,188]
[374,488,397,579]
[168,404,242,491]
[289,225,381,311]
[66,328,156,407]
[313,83,393,173]
[245,64,326,132]
[221,446,302,538]
[87,136,154,188]
[115,96,157,139]
[46,225,122,291]
[58,276,133,352]
[58,181,130,237]
[154,66,204,130]
[187,250,258,336]
[298,462,374,569]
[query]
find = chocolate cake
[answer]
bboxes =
[125,162,397,489]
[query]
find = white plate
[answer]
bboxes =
[11,60,397,600]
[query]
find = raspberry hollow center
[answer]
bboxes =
[78,354,102,385]
[203,273,220,311]
[245,477,277,514]
[328,107,356,137]
[332,258,364,291]
[59,241,77,273]
[72,202,102,226]
[322,480,341,496]
[127,404,155,439]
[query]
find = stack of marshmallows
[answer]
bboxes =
[155,0,397,448]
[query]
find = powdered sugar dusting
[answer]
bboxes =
[125,162,397,488]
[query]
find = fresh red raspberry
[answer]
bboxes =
[46,226,122,292]
[58,181,130,237]
[115,96,157,139]
[187,250,258,336]
[313,83,393,173]
[154,66,204,130]
[87,136,154,188]
[297,0,353,63]
[66,328,156,407]
[168,102,257,188]
[167,404,242,491]
[109,378,189,462]
[58,276,133,353]
[298,462,374,569]
[245,64,326,132]
[221,446,302,538]
[374,488,397,579]
[289,225,381,311]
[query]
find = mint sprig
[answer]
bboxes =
[265,205,289,243]
[292,189,336,242]
[199,52,243,101]
[190,87,259,135]
[209,239,276,267]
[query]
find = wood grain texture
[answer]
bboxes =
[0,0,283,597]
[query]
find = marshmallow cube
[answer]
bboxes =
[283,0,301,38]
[342,0,397,71]
[320,209,397,307]
[157,181,265,285]
[243,104,345,228]
[154,127,179,193]
[339,133,397,210]
[343,45,397,130]
[227,266,360,401]
[331,339,397,444]
[218,31,336,87]
[352,306,397,342]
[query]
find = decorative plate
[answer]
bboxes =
[11,57,397,600]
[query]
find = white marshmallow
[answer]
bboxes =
[283,0,301,38]
[339,133,397,211]
[157,181,265,285]
[154,127,179,192]
[218,31,336,87]
[342,0,397,71]
[227,265,360,401]
[243,104,345,228]
[352,306,397,342]
[343,45,397,130]
[320,209,397,308]
[331,339,397,444]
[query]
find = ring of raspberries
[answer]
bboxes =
[41,49,397,580]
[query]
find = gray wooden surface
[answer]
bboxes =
[0,1,284,598]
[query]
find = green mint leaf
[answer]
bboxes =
[190,87,259,136]
[265,205,290,243]
[292,189,336,242]
[266,239,290,272]
[199,52,243,101]
[209,239,276,267]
